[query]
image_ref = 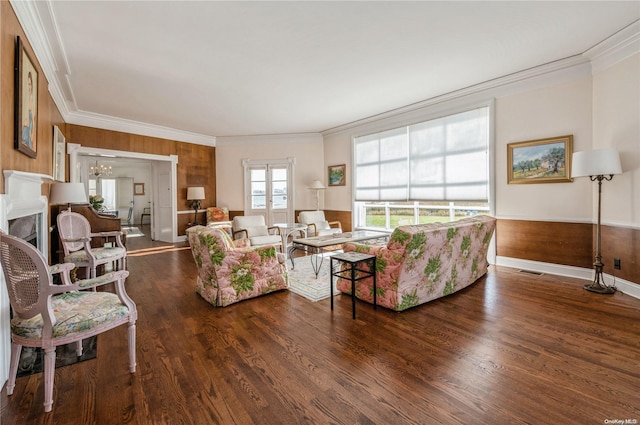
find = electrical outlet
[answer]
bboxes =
[614,258,621,270]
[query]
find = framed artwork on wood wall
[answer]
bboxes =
[507,135,573,184]
[14,36,38,158]
[52,126,66,181]
[328,164,346,186]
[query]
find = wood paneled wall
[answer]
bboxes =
[1,1,65,192]
[496,219,640,284]
[496,219,594,268]
[602,225,640,284]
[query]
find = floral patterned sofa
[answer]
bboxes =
[337,215,496,311]
[186,225,288,307]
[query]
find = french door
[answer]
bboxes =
[243,159,294,225]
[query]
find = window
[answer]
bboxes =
[353,106,491,230]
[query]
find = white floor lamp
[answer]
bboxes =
[309,180,326,210]
[571,148,622,294]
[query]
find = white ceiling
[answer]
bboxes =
[16,1,640,143]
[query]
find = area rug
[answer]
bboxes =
[17,337,97,377]
[122,226,144,238]
[288,253,341,302]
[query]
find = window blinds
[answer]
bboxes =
[354,107,489,202]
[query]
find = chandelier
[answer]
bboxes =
[90,160,112,177]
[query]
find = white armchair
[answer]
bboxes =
[297,211,342,237]
[232,216,282,250]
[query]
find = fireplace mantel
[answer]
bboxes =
[1,170,52,254]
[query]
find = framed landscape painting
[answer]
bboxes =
[328,164,346,186]
[507,135,573,184]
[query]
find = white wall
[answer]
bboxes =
[323,73,597,223]
[216,134,324,211]
[592,53,640,228]
[495,77,593,222]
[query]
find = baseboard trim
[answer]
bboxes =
[495,256,640,300]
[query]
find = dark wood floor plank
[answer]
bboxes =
[2,226,639,424]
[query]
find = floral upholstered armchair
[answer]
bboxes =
[186,225,288,307]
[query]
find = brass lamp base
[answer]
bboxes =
[584,263,615,294]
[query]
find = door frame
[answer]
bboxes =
[67,143,179,242]
[242,157,295,225]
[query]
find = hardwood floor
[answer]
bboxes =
[2,226,639,424]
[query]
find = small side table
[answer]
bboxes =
[330,252,377,319]
[273,223,307,262]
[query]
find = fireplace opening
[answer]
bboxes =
[8,214,40,249]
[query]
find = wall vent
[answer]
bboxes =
[518,269,544,276]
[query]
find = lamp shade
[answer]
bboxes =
[571,149,622,178]
[309,180,326,190]
[49,182,87,205]
[187,187,205,200]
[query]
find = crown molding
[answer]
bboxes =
[66,110,217,147]
[216,133,323,147]
[10,0,216,147]
[584,19,640,74]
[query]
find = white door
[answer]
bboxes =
[116,177,133,222]
[156,162,173,242]
[244,160,293,225]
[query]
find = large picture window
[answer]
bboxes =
[353,106,491,230]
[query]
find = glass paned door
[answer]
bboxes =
[250,168,267,210]
[244,161,293,225]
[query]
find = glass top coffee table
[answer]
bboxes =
[290,230,389,277]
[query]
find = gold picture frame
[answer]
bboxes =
[507,135,573,184]
[134,183,145,196]
[328,164,346,186]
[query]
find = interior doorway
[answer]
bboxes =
[68,143,179,243]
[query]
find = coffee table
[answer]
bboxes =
[290,230,388,277]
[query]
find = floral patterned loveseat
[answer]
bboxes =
[337,215,496,311]
[187,225,288,307]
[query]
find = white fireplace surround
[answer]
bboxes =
[1,170,52,253]
[0,170,53,388]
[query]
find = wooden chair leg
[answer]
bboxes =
[7,343,21,395]
[43,347,56,412]
[128,322,136,373]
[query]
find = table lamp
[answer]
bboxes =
[49,182,88,211]
[187,187,205,224]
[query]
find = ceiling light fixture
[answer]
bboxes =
[90,160,112,177]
